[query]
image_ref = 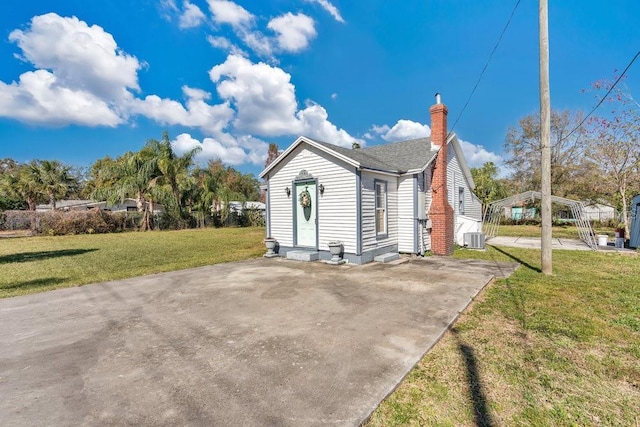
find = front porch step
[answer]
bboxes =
[286,251,319,262]
[374,252,400,263]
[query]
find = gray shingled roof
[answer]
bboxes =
[308,137,439,174]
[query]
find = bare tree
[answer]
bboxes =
[503,110,589,199]
[585,75,640,237]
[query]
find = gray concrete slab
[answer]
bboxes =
[487,236,593,250]
[487,236,637,254]
[0,257,518,426]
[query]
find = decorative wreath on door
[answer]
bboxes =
[298,187,312,221]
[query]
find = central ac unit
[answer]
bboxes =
[464,232,485,249]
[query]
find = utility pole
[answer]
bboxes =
[539,0,552,275]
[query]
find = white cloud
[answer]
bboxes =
[305,0,345,23]
[371,120,431,142]
[207,35,247,56]
[238,29,274,58]
[209,54,360,148]
[179,0,206,29]
[0,13,141,126]
[172,132,268,165]
[129,85,234,134]
[0,69,123,126]
[458,139,503,168]
[210,54,301,135]
[371,124,390,134]
[207,0,253,28]
[202,3,319,59]
[267,13,316,53]
[8,13,141,101]
[297,101,362,147]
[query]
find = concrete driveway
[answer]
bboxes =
[0,257,517,426]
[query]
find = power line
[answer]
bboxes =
[448,0,522,137]
[562,49,640,141]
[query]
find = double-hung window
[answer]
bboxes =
[458,187,465,215]
[375,180,387,237]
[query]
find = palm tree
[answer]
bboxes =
[37,160,77,209]
[90,151,160,230]
[0,161,43,232]
[143,131,201,216]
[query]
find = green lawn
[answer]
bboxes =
[368,246,640,426]
[0,227,265,298]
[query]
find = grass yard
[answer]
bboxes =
[368,246,640,426]
[0,227,265,298]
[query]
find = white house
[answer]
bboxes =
[259,97,482,264]
[582,202,615,222]
[214,201,266,215]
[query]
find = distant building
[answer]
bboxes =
[36,199,164,214]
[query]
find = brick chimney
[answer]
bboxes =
[429,94,454,255]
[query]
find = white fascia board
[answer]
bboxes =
[449,133,476,190]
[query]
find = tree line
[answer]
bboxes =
[471,76,640,235]
[0,132,260,231]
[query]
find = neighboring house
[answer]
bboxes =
[554,201,614,222]
[212,201,266,215]
[259,97,482,264]
[506,206,538,220]
[581,202,615,222]
[499,201,613,222]
[36,199,164,214]
[228,201,266,215]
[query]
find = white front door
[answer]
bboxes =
[295,182,317,248]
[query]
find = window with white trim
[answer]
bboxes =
[375,180,387,236]
[458,187,465,215]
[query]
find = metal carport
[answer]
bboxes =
[483,191,598,250]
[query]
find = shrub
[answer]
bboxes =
[156,211,194,230]
[37,210,138,235]
[0,210,33,230]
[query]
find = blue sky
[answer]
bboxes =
[1,0,638,176]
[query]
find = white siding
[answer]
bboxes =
[447,147,481,221]
[467,193,482,220]
[361,171,398,251]
[397,175,415,253]
[447,143,483,244]
[266,144,357,253]
[421,168,432,251]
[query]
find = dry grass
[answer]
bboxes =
[368,246,640,426]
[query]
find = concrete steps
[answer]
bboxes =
[286,251,319,262]
[374,252,400,263]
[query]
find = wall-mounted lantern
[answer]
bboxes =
[285,187,291,197]
[319,184,325,195]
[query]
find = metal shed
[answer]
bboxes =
[630,194,640,249]
[484,191,598,250]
